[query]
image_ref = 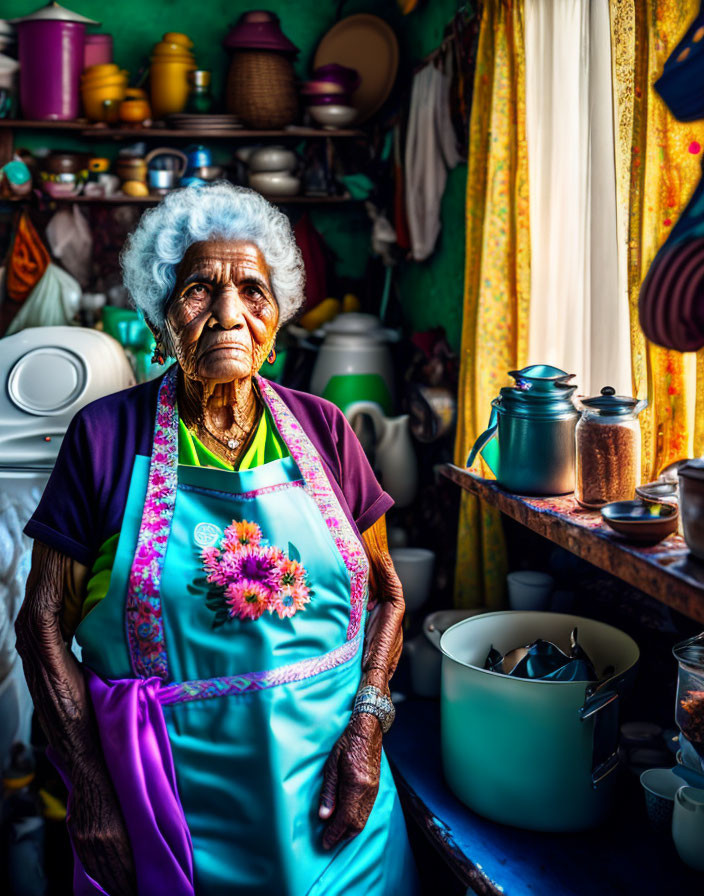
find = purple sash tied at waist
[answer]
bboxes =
[49,668,195,896]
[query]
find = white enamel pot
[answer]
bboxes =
[440,612,639,831]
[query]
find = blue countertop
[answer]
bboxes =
[384,699,703,896]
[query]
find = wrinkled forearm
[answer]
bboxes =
[15,542,104,780]
[361,516,405,694]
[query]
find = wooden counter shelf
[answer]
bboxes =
[441,464,704,624]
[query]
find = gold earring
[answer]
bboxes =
[151,340,167,366]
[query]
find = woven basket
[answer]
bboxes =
[225,50,298,129]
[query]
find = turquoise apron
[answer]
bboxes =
[75,368,418,896]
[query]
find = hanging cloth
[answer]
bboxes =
[453,0,530,609]
[405,54,461,261]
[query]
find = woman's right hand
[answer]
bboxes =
[67,768,136,896]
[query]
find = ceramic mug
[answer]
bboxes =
[507,571,554,611]
[672,785,704,870]
[639,767,685,834]
[390,548,435,614]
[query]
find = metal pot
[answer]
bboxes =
[679,459,704,560]
[467,365,579,495]
[440,611,639,831]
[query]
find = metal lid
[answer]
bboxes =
[580,386,645,416]
[674,633,704,670]
[509,365,575,394]
[9,3,99,25]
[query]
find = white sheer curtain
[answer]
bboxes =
[524,0,631,396]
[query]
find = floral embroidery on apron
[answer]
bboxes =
[201,519,314,623]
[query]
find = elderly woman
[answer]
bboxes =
[15,183,419,896]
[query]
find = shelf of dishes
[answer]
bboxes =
[3,193,361,206]
[0,140,372,203]
[3,10,398,130]
[0,120,366,139]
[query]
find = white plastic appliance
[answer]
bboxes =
[0,326,135,769]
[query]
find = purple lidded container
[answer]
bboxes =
[223,10,299,55]
[312,63,360,94]
[10,2,99,120]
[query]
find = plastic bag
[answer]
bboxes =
[45,205,92,288]
[5,263,81,335]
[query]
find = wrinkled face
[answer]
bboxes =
[164,239,279,386]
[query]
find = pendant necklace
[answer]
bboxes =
[198,398,261,459]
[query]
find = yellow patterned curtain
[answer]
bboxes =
[453,0,530,609]
[611,0,704,477]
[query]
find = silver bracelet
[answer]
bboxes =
[352,684,396,734]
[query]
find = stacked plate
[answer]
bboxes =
[167,113,242,131]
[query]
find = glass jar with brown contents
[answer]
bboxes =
[575,386,647,509]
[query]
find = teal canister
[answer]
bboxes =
[467,365,580,495]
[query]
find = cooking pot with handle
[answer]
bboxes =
[440,611,639,831]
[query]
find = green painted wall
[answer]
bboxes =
[396,0,468,352]
[3,0,400,95]
[5,0,467,322]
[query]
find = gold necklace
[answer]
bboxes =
[197,397,261,457]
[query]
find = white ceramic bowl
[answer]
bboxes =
[308,104,358,129]
[248,145,297,173]
[248,170,300,197]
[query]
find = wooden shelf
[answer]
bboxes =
[0,120,365,139]
[442,465,704,623]
[1,192,361,208]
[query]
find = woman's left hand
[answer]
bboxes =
[319,711,382,850]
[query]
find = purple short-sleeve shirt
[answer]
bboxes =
[25,375,393,566]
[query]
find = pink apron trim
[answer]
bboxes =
[256,376,369,639]
[159,632,362,705]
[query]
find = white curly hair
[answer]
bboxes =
[120,181,306,330]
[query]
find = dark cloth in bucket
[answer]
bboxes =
[484,627,598,682]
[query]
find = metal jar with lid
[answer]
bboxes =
[575,387,647,509]
[467,365,579,495]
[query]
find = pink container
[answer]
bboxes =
[18,20,85,119]
[84,33,113,69]
[11,3,99,121]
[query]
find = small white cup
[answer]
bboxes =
[672,785,704,870]
[390,548,435,614]
[507,571,554,611]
